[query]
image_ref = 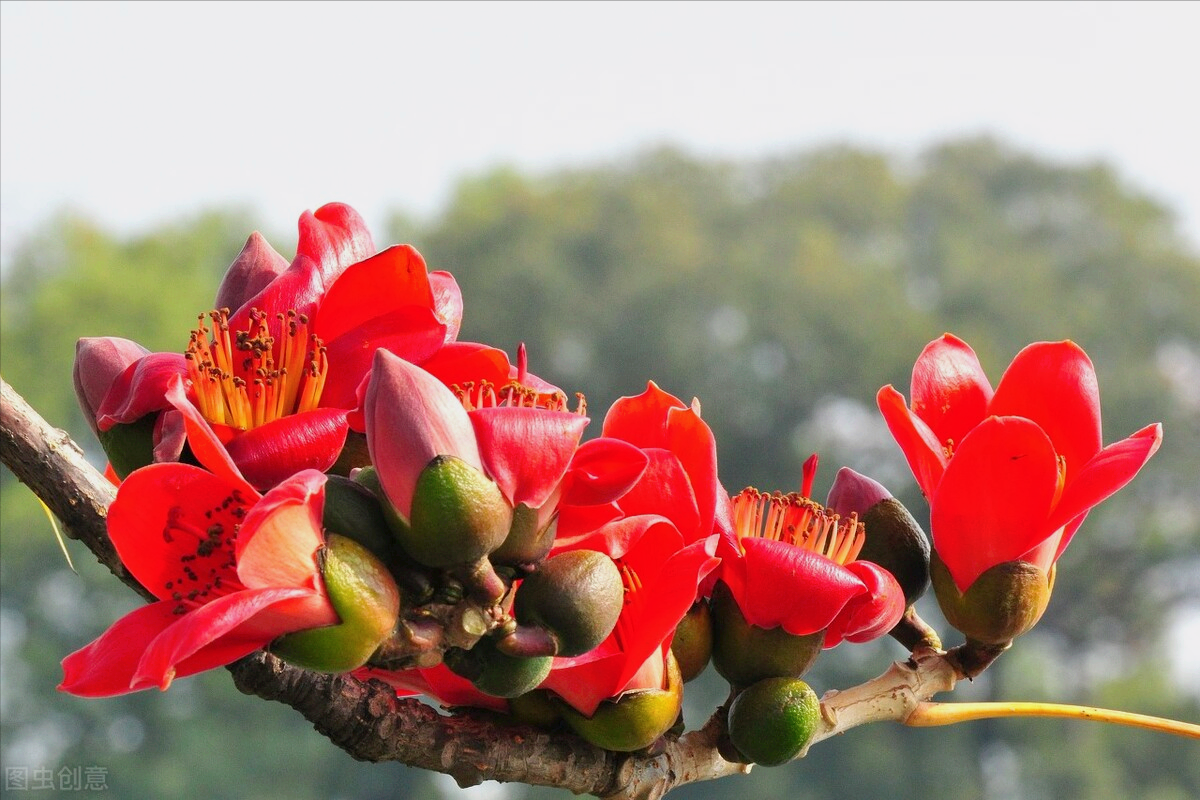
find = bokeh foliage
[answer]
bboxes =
[2,137,1197,799]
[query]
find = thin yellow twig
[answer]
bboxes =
[905,700,1200,739]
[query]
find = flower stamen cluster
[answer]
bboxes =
[731,489,865,567]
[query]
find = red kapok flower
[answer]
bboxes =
[82,203,463,489]
[877,334,1163,594]
[716,455,905,649]
[59,385,338,697]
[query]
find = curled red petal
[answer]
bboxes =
[95,352,188,430]
[909,333,994,447]
[989,340,1103,477]
[314,245,434,345]
[600,381,685,448]
[222,408,350,491]
[470,406,589,508]
[827,561,905,646]
[228,254,326,329]
[561,437,650,507]
[418,341,513,389]
[609,449,701,542]
[295,202,376,288]
[931,416,1060,592]
[877,384,947,498]
[1045,422,1163,557]
[59,601,182,697]
[236,470,328,592]
[664,403,721,541]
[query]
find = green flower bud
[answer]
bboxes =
[403,455,513,568]
[271,534,401,672]
[859,497,931,607]
[727,676,820,766]
[322,475,402,565]
[671,600,713,683]
[558,652,684,752]
[445,637,553,699]
[710,581,823,688]
[930,552,1055,645]
[513,549,624,657]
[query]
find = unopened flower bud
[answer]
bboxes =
[74,337,149,434]
[828,467,930,607]
[557,651,684,752]
[670,600,713,683]
[710,581,823,688]
[402,455,512,568]
[930,552,1055,645]
[512,549,623,657]
[445,637,553,699]
[270,534,401,672]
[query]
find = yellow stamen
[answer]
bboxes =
[731,488,866,567]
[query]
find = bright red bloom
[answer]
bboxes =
[716,456,905,647]
[83,203,463,489]
[877,334,1163,592]
[59,383,337,697]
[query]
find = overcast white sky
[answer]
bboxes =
[2,0,1198,267]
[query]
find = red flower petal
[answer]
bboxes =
[612,449,702,543]
[429,270,464,343]
[107,462,251,600]
[909,333,994,447]
[931,416,1060,592]
[59,601,182,697]
[988,340,1103,478]
[161,377,246,485]
[877,384,947,498]
[470,406,589,508]
[561,437,650,507]
[95,352,188,430]
[229,254,326,328]
[1045,422,1163,557]
[313,245,435,345]
[600,382,685,447]
[829,561,905,646]
[295,202,376,289]
[663,403,721,541]
[74,337,151,433]
[132,587,331,691]
[418,342,513,389]
[222,409,350,491]
[236,470,329,594]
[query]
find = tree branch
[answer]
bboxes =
[0,374,967,798]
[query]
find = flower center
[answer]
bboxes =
[185,308,329,430]
[160,488,252,614]
[452,379,587,415]
[731,488,865,566]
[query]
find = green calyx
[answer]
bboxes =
[404,455,513,568]
[270,534,401,673]
[558,651,684,752]
[445,637,553,699]
[859,497,931,607]
[710,581,824,688]
[930,552,1055,645]
[727,676,821,766]
[490,503,556,566]
[513,549,624,657]
[98,415,157,479]
[670,599,713,683]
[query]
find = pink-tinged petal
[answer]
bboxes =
[74,337,151,433]
[318,308,448,411]
[223,409,350,491]
[989,340,1103,476]
[295,202,376,288]
[561,437,650,507]
[429,270,463,343]
[314,245,435,344]
[470,406,589,508]
[213,231,289,312]
[162,376,246,486]
[828,561,905,646]
[107,462,252,600]
[1045,423,1163,556]
[877,385,947,498]
[909,334,994,446]
[236,470,328,592]
[132,587,332,691]
[59,601,182,697]
[418,342,513,389]
[931,416,1060,592]
[95,352,188,430]
[664,404,721,540]
[229,254,326,327]
[151,408,188,463]
[610,449,702,542]
[826,467,892,518]
[734,538,874,636]
[600,382,685,448]
[364,350,482,517]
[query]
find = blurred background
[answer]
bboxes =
[2,3,1197,799]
